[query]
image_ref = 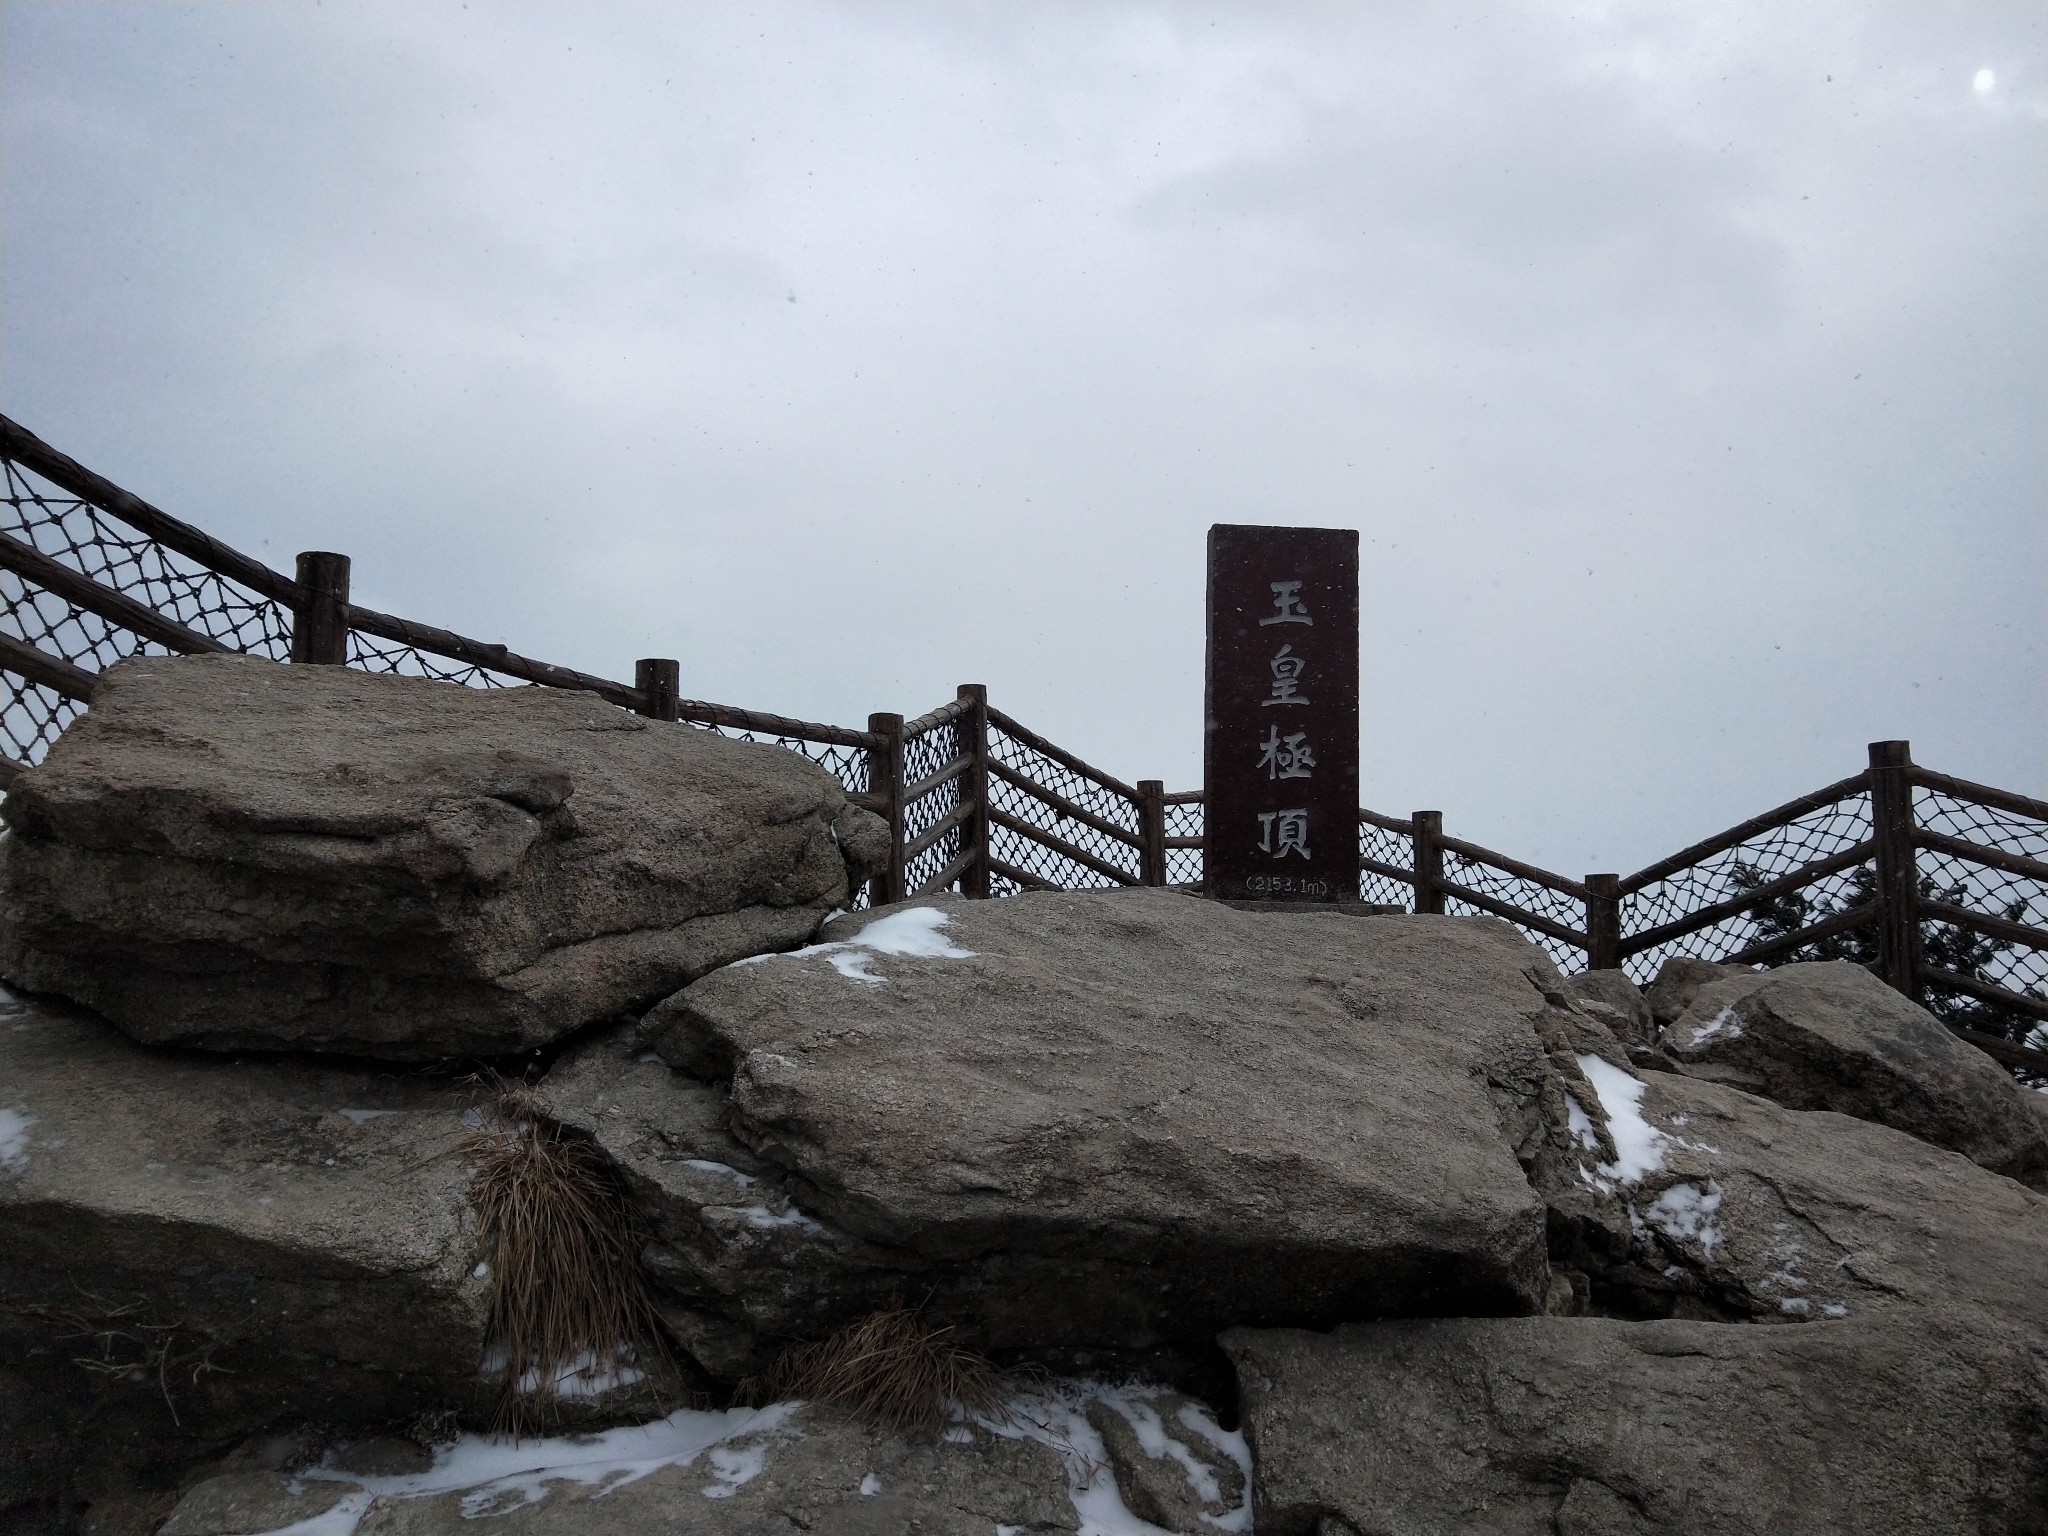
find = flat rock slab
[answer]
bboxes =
[0,654,887,1058]
[1662,960,2048,1185]
[1225,1312,2048,1536]
[0,984,490,1486]
[639,890,1567,1354]
[1553,1065,2048,1324]
[160,1405,1079,1536]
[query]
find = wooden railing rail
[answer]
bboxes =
[1617,771,1872,895]
[985,704,1142,802]
[0,415,306,607]
[988,806,1140,887]
[1618,839,1877,958]
[6,417,2044,1079]
[987,760,1144,850]
[1909,766,2048,823]
[1438,834,1589,902]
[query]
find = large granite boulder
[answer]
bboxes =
[619,889,1621,1367]
[1661,960,2048,1186]
[1225,1040,2048,1534]
[0,654,888,1058]
[0,985,492,1510]
[1226,1309,2047,1536]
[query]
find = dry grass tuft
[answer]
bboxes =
[744,1305,1005,1436]
[460,1087,669,1432]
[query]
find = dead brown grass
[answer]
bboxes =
[743,1304,1005,1436]
[460,1088,669,1432]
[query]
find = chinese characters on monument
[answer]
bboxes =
[1202,524,1360,903]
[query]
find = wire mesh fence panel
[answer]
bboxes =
[1163,798,1204,887]
[1358,816,1416,910]
[3,458,294,663]
[1440,848,1586,973]
[345,629,525,690]
[1618,787,1875,985]
[0,676,85,767]
[1912,783,2048,1024]
[902,722,966,896]
[986,721,1142,894]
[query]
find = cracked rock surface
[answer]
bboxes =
[619,890,1595,1363]
[0,654,888,1058]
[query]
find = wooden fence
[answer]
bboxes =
[4,413,2043,1076]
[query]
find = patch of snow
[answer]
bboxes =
[1563,1093,1599,1153]
[859,1472,883,1496]
[737,1202,827,1234]
[336,1109,395,1126]
[1687,1005,1744,1047]
[1780,1297,1812,1315]
[699,1439,772,1498]
[1573,1055,1668,1191]
[682,1159,756,1187]
[981,1381,1251,1536]
[636,1051,664,1065]
[1823,1302,1849,1317]
[735,905,976,986]
[232,1403,807,1534]
[479,1346,646,1401]
[0,1108,34,1173]
[1640,1180,1725,1256]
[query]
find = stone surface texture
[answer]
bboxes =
[0,984,490,1503]
[1660,960,2048,1186]
[1564,968,1656,1048]
[0,654,888,1058]
[1226,1022,2048,1536]
[1643,955,1747,1030]
[625,890,1606,1360]
[161,1407,1078,1536]
[1226,1309,2048,1536]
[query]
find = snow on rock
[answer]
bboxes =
[1639,1180,1726,1256]
[984,1381,1253,1536]
[1686,1005,1744,1047]
[1573,1053,1668,1191]
[234,1403,802,1534]
[734,904,977,985]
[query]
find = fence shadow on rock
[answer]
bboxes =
[3,413,2042,1080]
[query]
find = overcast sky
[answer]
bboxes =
[3,1,2042,879]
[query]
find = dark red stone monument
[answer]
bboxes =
[1203,524,1359,903]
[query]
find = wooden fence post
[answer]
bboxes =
[289,551,351,665]
[1586,873,1621,971]
[1137,780,1167,887]
[957,684,991,898]
[634,658,680,721]
[1412,810,1445,915]
[867,712,906,907]
[1869,739,1919,1001]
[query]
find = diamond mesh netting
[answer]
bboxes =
[1912,783,2047,1025]
[1440,848,1587,973]
[3,457,293,764]
[346,629,522,690]
[1617,788,1875,985]
[5,434,2042,1042]
[902,721,966,897]
[1358,815,1416,910]
[1162,797,1205,887]
[986,721,1142,894]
